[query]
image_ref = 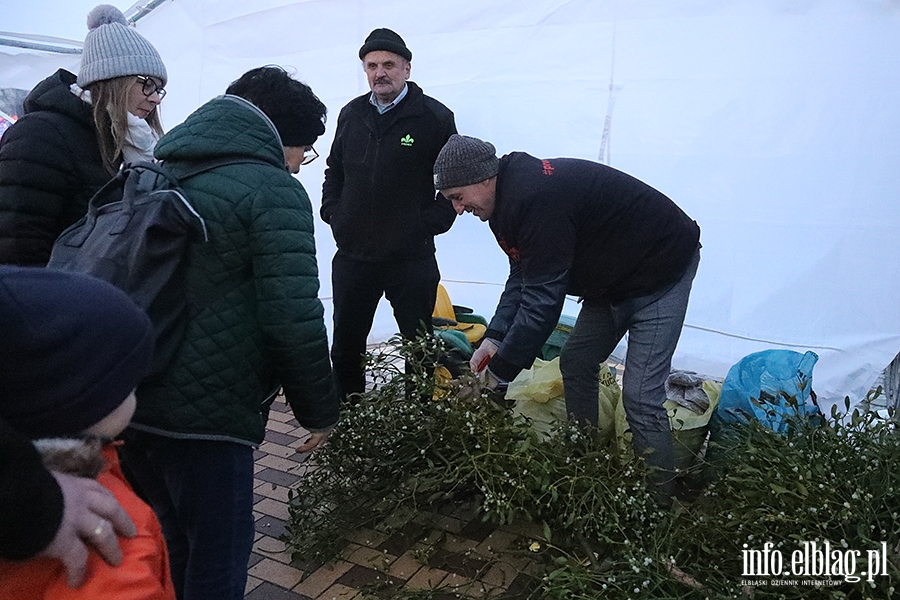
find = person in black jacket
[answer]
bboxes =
[434,135,701,505]
[0,5,167,266]
[321,28,458,402]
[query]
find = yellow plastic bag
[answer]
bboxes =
[510,359,721,464]
[509,358,627,446]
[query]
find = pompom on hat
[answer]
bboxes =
[0,267,154,439]
[77,4,167,88]
[359,28,412,62]
[433,134,500,190]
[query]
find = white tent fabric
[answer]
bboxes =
[3,0,898,413]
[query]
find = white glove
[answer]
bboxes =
[469,338,499,374]
[479,367,508,392]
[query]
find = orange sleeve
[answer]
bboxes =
[40,528,174,600]
[39,464,175,600]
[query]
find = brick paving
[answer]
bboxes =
[245,396,545,600]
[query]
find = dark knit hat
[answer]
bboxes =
[433,134,500,190]
[77,4,167,88]
[0,267,154,439]
[359,28,412,62]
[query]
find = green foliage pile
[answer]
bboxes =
[285,336,899,599]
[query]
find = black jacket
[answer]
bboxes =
[321,82,457,261]
[486,152,701,382]
[0,418,62,560]
[0,70,110,266]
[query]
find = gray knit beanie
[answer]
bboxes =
[77,4,167,88]
[433,134,500,190]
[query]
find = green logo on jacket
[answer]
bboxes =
[400,134,414,147]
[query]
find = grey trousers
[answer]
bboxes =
[559,249,700,496]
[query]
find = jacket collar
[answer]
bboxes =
[353,80,425,133]
[23,69,94,128]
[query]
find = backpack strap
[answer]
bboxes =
[165,156,280,182]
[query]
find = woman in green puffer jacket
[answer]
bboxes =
[120,66,338,600]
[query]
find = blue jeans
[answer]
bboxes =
[559,248,700,499]
[119,431,255,600]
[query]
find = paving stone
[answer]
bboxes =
[246,581,313,600]
[479,560,520,588]
[267,410,295,424]
[266,429,303,446]
[255,497,291,521]
[343,527,389,548]
[286,450,315,464]
[256,467,302,487]
[257,454,306,473]
[439,572,475,591]
[378,521,426,556]
[255,514,289,539]
[335,564,401,589]
[291,560,354,598]
[499,519,543,540]
[403,565,449,590]
[420,528,446,546]
[427,548,489,579]
[387,550,425,580]
[258,442,298,460]
[316,583,359,600]
[442,573,500,597]
[441,533,480,555]
[270,400,291,413]
[432,514,465,534]
[403,566,450,600]
[497,571,541,599]
[255,482,292,504]
[253,535,288,556]
[248,552,266,569]
[341,544,394,571]
[267,419,301,435]
[475,528,521,555]
[450,500,482,523]
[248,557,304,590]
[245,574,263,595]
[459,518,494,542]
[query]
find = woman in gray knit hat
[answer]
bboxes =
[0,4,168,266]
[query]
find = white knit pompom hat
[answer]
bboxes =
[77,4,167,88]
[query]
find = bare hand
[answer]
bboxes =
[295,429,332,453]
[469,338,499,373]
[39,472,137,588]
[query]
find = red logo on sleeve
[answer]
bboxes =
[541,160,554,176]
[497,238,520,262]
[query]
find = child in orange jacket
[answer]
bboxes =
[0,267,174,600]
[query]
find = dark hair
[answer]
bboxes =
[226,66,326,147]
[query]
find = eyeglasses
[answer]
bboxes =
[300,146,318,166]
[136,76,166,100]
